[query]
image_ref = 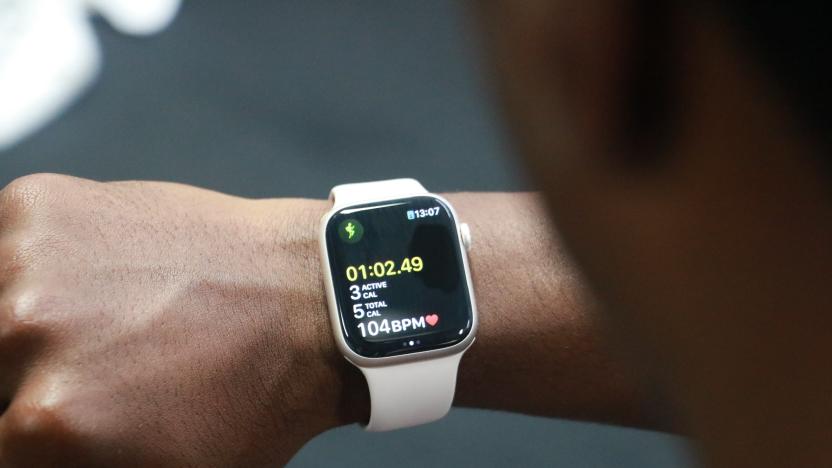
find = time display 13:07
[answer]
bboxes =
[345,256,424,282]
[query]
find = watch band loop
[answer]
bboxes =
[362,353,463,431]
[330,178,427,208]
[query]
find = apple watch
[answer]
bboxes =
[319,178,477,431]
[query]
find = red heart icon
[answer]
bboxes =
[425,314,439,326]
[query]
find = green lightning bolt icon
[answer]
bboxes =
[338,219,363,243]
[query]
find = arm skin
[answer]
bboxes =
[0,175,659,467]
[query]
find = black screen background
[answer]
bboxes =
[325,196,473,358]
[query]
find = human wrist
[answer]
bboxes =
[438,192,657,428]
[247,197,368,433]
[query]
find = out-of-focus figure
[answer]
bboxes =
[0,0,180,150]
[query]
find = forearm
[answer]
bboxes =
[449,192,658,428]
[287,192,666,432]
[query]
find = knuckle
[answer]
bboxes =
[0,174,73,230]
[2,173,64,208]
[4,403,64,439]
[0,293,47,370]
[0,295,42,345]
[1,402,84,464]
[0,280,57,330]
[11,287,59,325]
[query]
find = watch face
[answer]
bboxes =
[325,196,474,358]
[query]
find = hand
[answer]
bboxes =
[0,174,353,467]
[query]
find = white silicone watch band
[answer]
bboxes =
[329,179,464,432]
[329,178,428,209]
[361,353,463,431]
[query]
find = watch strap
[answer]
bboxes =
[329,178,427,209]
[361,353,463,432]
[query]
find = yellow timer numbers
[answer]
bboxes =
[346,256,424,282]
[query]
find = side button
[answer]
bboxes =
[460,223,472,251]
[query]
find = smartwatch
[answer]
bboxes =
[319,178,478,431]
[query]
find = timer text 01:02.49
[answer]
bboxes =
[345,256,423,282]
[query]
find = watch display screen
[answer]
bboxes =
[325,196,473,358]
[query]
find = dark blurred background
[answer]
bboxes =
[0,1,693,466]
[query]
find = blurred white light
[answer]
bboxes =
[0,0,181,151]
